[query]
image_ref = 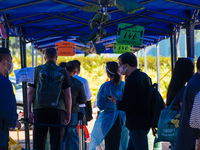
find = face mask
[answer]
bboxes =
[119,65,127,75]
[5,61,13,75]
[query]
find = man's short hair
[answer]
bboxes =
[197,56,200,70]
[44,48,57,59]
[73,60,81,70]
[66,61,77,73]
[118,52,137,67]
[59,62,67,69]
[0,48,11,63]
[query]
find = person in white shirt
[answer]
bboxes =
[73,60,93,123]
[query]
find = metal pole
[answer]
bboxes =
[35,48,38,66]
[186,10,195,58]
[156,42,160,92]
[186,23,195,58]
[6,26,9,50]
[78,112,85,150]
[144,47,147,73]
[154,42,162,150]
[20,34,30,149]
[2,38,5,48]
[31,43,34,67]
[137,51,140,68]
[41,51,44,65]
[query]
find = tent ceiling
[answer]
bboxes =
[0,0,200,53]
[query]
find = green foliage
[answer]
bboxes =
[11,54,171,104]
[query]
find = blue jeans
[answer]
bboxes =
[61,114,79,150]
[127,129,149,150]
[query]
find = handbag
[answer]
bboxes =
[154,97,180,143]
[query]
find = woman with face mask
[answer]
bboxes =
[89,61,129,150]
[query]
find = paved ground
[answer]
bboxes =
[9,109,171,150]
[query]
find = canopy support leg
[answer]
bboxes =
[156,42,160,92]
[20,28,30,149]
[31,43,34,67]
[170,33,177,75]
[144,47,147,74]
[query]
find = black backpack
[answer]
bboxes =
[147,83,165,135]
[35,65,65,108]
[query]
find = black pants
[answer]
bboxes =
[0,146,8,150]
[33,109,65,150]
[105,116,122,150]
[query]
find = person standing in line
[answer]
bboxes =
[176,56,200,150]
[90,61,129,150]
[73,60,93,124]
[0,48,21,150]
[109,52,151,150]
[59,61,86,150]
[166,58,194,150]
[28,48,72,150]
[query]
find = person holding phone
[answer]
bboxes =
[89,61,129,150]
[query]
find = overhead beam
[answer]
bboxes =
[58,12,88,22]
[14,14,56,27]
[140,0,155,4]
[45,13,88,26]
[108,0,155,13]
[3,13,44,23]
[139,14,184,25]
[103,26,170,39]
[76,0,99,7]
[27,25,87,43]
[164,0,200,9]
[127,22,172,33]
[103,9,167,28]
[23,25,86,37]
[103,10,148,27]
[0,0,48,12]
[36,26,89,38]
[146,10,194,21]
[49,0,82,9]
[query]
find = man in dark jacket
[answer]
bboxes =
[176,57,200,150]
[59,61,86,150]
[0,48,21,149]
[109,52,151,150]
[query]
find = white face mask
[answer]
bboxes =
[119,65,127,75]
[5,61,14,75]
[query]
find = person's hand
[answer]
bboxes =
[29,112,34,123]
[107,95,117,104]
[65,114,71,125]
[15,120,21,129]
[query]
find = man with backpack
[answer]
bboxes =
[108,52,151,150]
[28,48,72,150]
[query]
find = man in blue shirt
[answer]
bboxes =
[73,60,93,123]
[0,48,21,150]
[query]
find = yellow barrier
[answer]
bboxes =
[9,128,22,150]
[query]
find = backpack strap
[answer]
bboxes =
[168,96,177,109]
[55,66,65,73]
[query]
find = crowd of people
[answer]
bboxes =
[0,47,200,150]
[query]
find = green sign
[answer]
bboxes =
[116,23,144,46]
[113,42,133,54]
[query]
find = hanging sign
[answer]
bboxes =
[116,23,144,46]
[113,42,133,54]
[55,41,76,56]
[14,67,34,84]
